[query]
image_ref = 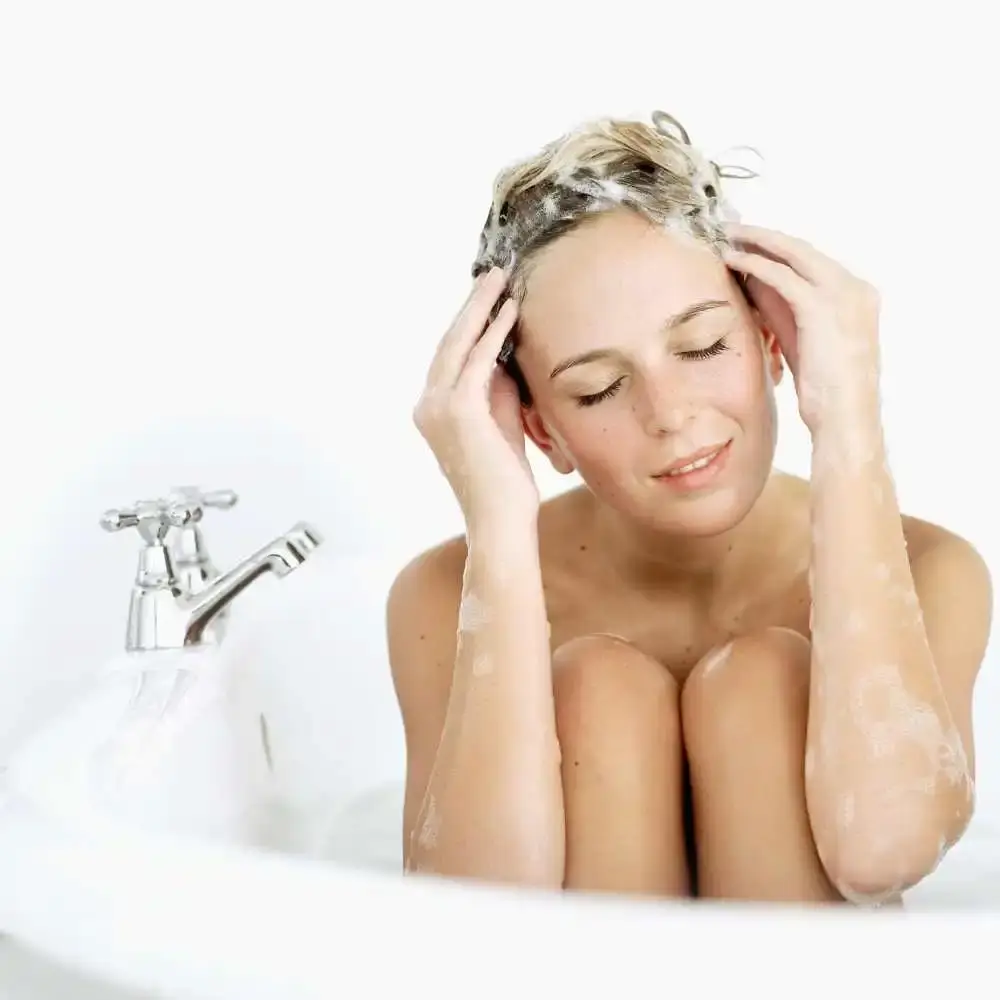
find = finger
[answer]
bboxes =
[460,297,519,391]
[723,247,814,315]
[740,271,800,370]
[423,271,490,383]
[724,223,840,285]
[426,268,509,388]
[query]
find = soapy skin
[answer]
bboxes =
[724,223,983,901]
[390,127,991,904]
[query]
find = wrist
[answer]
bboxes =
[808,397,887,483]
[466,508,539,553]
[803,381,882,439]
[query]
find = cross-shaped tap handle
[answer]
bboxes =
[165,486,239,522]
[100,497,198,545]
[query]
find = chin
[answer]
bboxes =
[617,462,771,538]
[582,442,775,537]
[646,487,760,537]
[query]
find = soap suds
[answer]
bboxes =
[417,795,442,851]
[849,663,969,786]
[838,880,905,909]
[809,390,883,475]
[458,592,490,633]
[844,610,867,636]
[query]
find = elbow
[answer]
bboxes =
[823,793,973,905]
[826,839,937,904]
[827,853,928,905]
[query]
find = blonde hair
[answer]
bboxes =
[472,109,761,402]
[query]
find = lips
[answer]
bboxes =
[655,441,730,477]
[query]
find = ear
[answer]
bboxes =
[522,408,575,475]
[758,320,785,387]
[734,269,785,387]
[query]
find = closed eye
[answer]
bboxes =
[576,377,625,407]
[575,337,731,408]
[679,336,730,361]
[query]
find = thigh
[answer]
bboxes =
[681,627,841,903]
[553,634,691,898]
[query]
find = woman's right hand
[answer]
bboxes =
[413,267,540,528]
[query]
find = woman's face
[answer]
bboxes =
[516,208,784,537]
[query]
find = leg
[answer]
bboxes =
[552,634,690,897]
[681,627,841,902]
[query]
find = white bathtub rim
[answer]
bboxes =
[2,793,1000,1000]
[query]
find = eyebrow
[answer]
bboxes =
[548,299,732,379]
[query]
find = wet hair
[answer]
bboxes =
[471,109,761,405]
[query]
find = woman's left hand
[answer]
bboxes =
[721,222,882,434]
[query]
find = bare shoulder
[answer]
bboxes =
[385,534,470,802]
[384,535,472,847]
[899,512,993,615]
[772,470,991,610]
[781,469,988,572]
[385,532,469,666]
[899,511,984,565]
[386,489,584,664]
[387,532,469,598]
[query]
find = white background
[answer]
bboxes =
[1,0,998,861]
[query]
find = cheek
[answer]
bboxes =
[711,344,772,414]
[553,416,629,469]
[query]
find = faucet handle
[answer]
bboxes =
[166,486,239,522]
[100,498,197,545]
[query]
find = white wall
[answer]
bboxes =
[1,4,997,831]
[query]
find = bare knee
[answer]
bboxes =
[553,634,681,749]
[682,627,811,749]
[552,635,689,897]
[680,628,837,903]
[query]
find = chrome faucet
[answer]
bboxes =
[164,486,239,640]
[100,496,323,651]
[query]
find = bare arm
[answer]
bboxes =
[805,393,991,902]
[387,520,564,887]
[721,223,993,903]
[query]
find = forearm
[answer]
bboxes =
[409,518,564,886]
[805,395,973,898]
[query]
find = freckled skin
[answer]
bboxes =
[398,193,983,906]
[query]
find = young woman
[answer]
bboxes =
[386,109,992,905]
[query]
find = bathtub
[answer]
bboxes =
[2,542,1000,999]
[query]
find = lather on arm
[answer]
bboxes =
[387,522,563,886]
[387,265,564,887]
[724,223,992,904]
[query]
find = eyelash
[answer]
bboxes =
[575,337,731,408]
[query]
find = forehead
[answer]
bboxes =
[518,209,729,358]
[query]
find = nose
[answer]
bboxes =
[638,377,693,436]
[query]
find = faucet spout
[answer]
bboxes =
[180,521,323,645]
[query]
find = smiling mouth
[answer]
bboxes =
[655,441,730,478]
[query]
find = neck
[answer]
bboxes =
[587,479,783,600]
